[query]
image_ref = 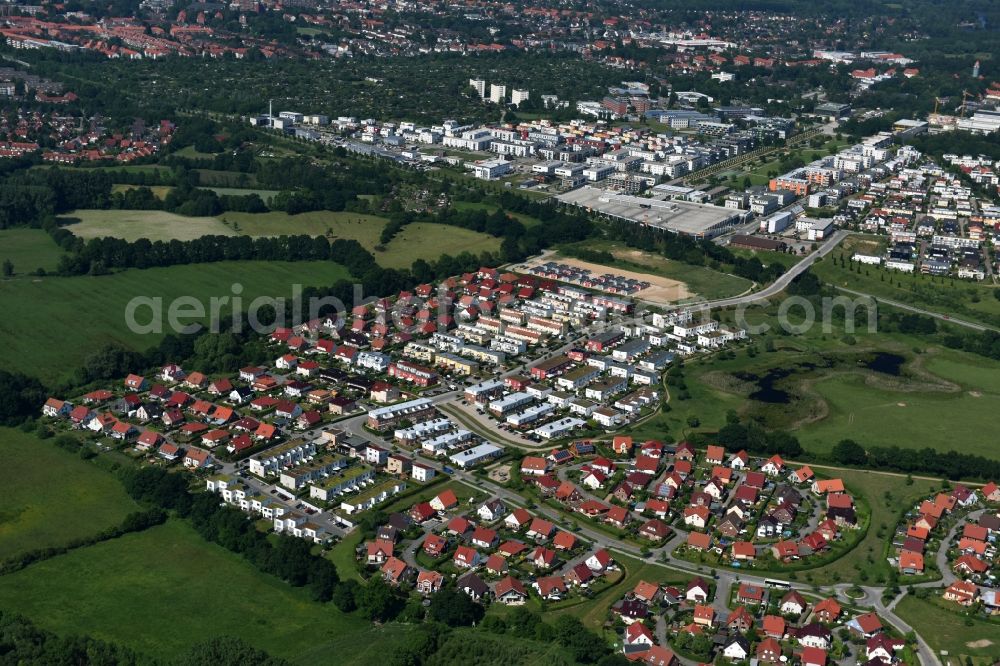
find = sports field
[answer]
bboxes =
[0,260,351,383]
[0,228,66,274]
[0,519,405,664]
[0,429,139,561]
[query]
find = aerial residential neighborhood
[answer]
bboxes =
[2,0,1000,663]
[32,259,1000,665]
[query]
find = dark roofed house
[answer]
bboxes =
[457,572,490,602]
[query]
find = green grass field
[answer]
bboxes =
[452,200,543,227]
[0,228,66,274]
[811,240,1000,329]
[63,209,235,242]
[63,208,501,271]
[426,627,579,666]
[894,595,1000,665]
[221,210,388,245]
[0,428,139,561]
[800,366,1000,457]
[623,305,1000,460]
[209,186,280,200]
[802,469,936,585]
[0,519,396,664]
[377,222,501,269]
[0,261,351,383]
[174,145,222,159]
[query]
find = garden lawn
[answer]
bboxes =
[0,428,138,561]
[801,469,936,586]
[548,553,690,630]
[0,260,351,384]
[0,519,378,664]
[894,595,1000,665]
[0,228,66,274]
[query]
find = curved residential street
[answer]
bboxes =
[319,229,952,664]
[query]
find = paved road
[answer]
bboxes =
[913,508,985,590]
[273,230,952,660]
[834,286,998,332]
[873,589,940,666]
[700,229,850,310]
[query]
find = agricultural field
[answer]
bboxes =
[0,519,395,664]
[0,228,67,274]
[0,260,351,383]
[894,595,1000,666]
[63,209,235,242]
[0,429,139,562]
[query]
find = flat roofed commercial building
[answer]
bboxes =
[557,186,742,239]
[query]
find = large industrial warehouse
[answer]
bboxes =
[557,186,744,239]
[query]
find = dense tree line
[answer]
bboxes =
[46,225,373,276]
[120,467,340,602]
[714,417,804,458]
[831,438,1000,481]
[0,370,48,426]
[0,506,166,576]
[943,329,1000,362]
[0,613,289,666]
[0,611,141,665]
